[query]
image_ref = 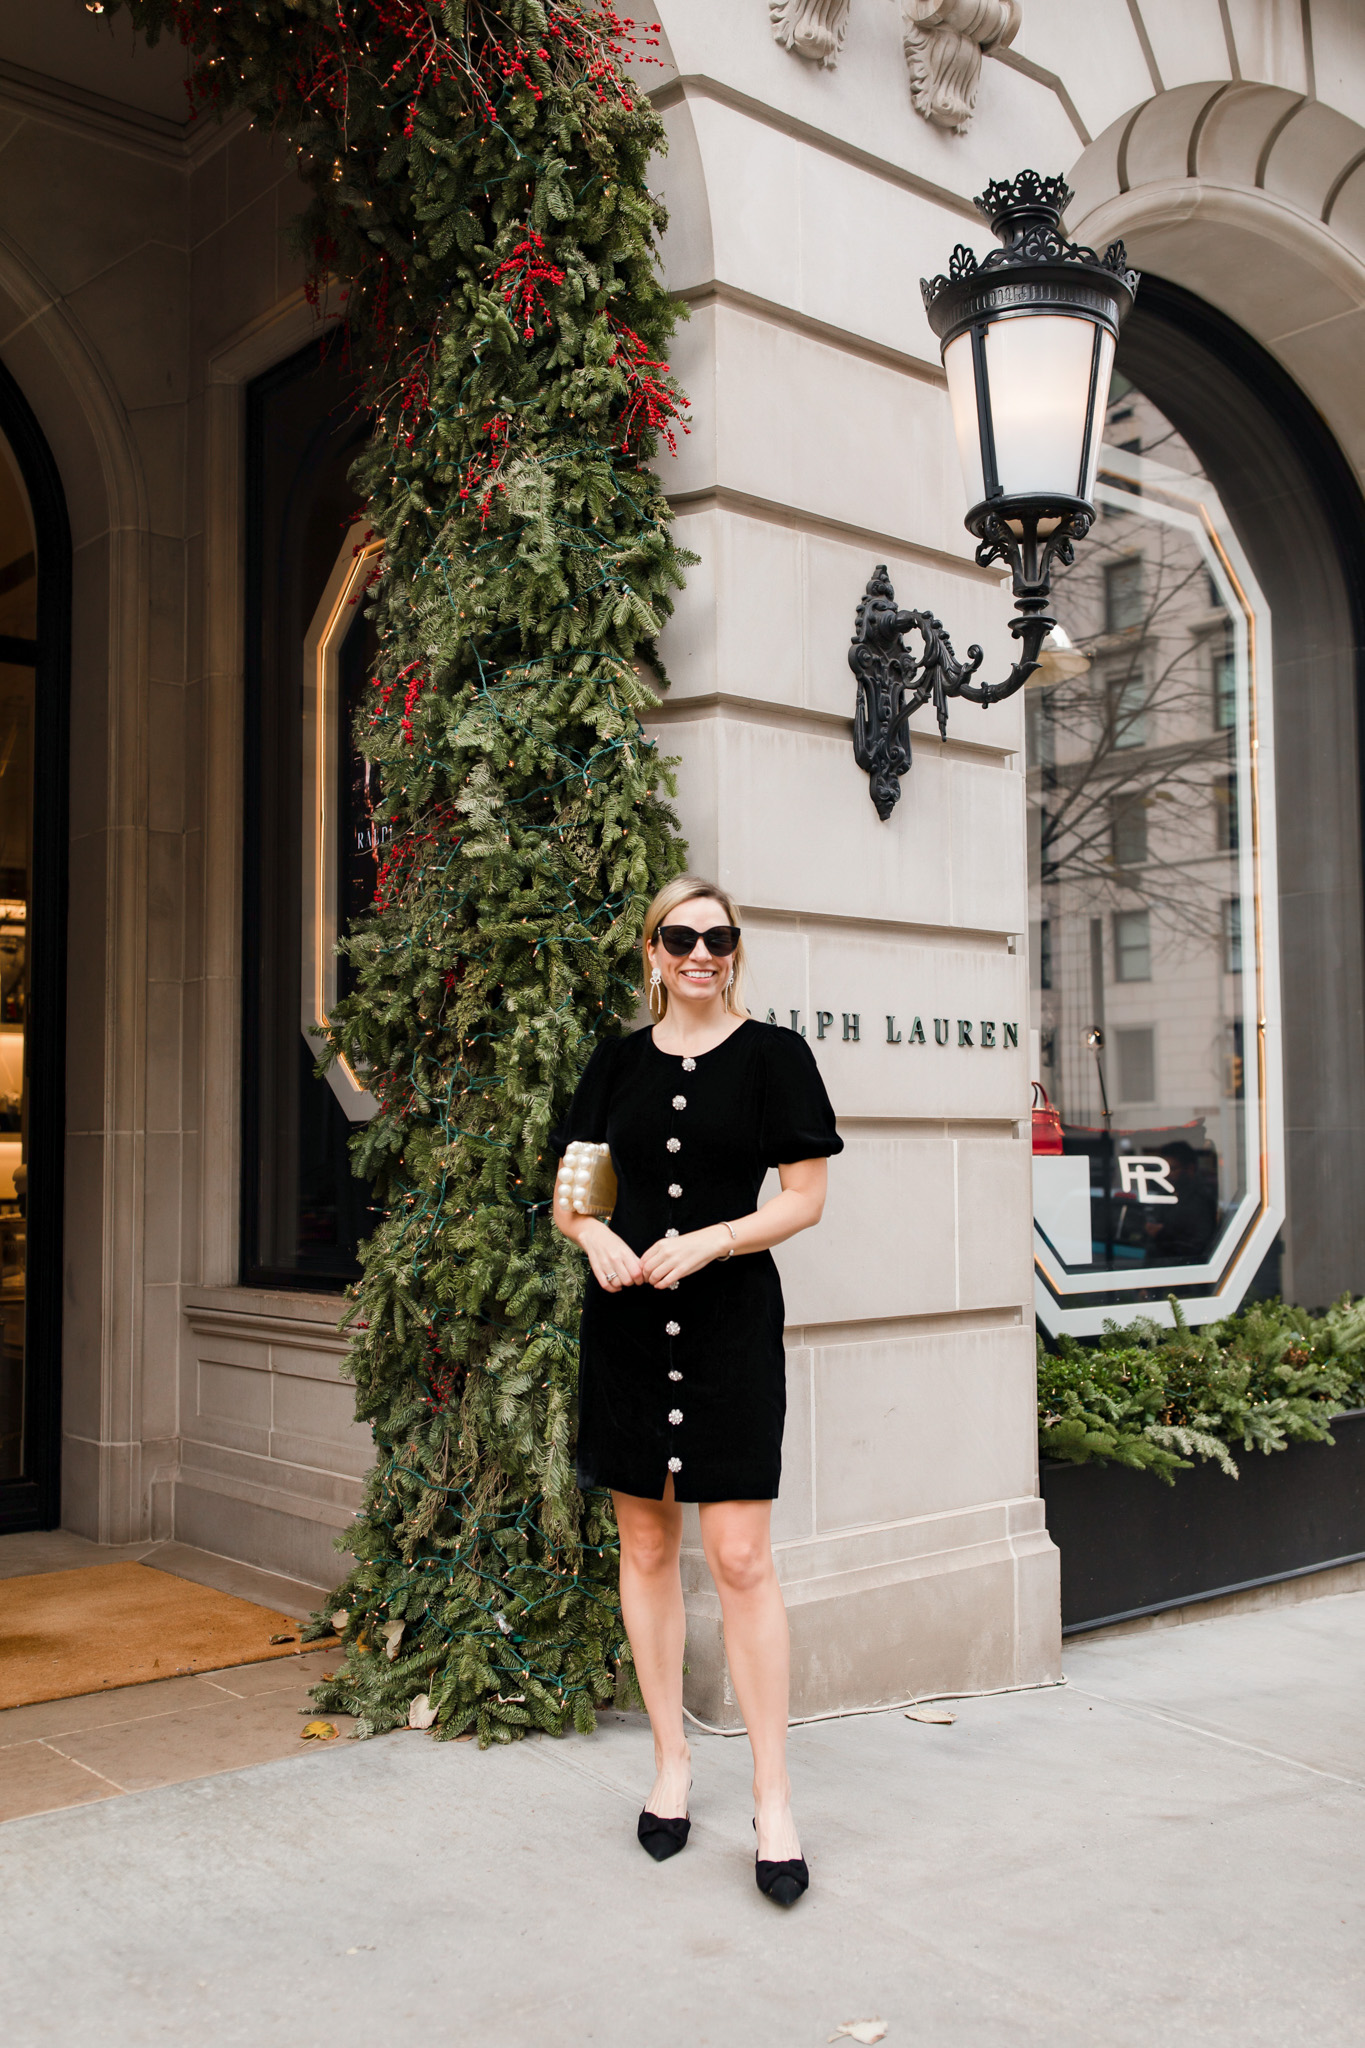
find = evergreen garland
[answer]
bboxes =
[110,0,691,1741]
[1038,1295,1365,1483]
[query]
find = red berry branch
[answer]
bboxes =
[609,316,690,456]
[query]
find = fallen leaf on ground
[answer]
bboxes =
[904,1706,956,1724]
[300,1719,339,1742]
[269,1633,296,1645]
[407,1693,438,1730]
[829,2023,887,2044]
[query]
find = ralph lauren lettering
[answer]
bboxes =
[768,1007,1019,1048]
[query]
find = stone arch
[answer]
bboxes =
[1065,82,1365,484]
[0,229,154,1540]
[1058,87,1365,1309]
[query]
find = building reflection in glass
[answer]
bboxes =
[1028,376,1258,1288]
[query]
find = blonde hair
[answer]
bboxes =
[642,873,748,1019]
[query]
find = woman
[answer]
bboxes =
[551,875,842,1906]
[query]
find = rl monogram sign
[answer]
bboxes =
[1117,1156,1180,1204]
[763,1009,1020,1047]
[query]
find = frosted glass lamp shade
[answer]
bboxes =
[942,315,1115,517]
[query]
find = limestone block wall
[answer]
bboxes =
[177,1288,362,1590]
[646,1,1064,1714]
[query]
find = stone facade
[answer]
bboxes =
[3,1,1365,1709]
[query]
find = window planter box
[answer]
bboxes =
[1040,1409,1365,1633]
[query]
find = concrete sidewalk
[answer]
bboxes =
[1,1591,1361,2048]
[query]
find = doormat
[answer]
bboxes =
[0,1562,329,1711]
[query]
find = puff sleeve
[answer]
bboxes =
[756,1027,844,1166]
[549,1036,620,1156]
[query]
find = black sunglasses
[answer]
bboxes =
[656,923,742,958]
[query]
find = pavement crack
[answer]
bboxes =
[1065,1685,1365,1790]
[36,1741,128,1795]
[529,1741,640,1806]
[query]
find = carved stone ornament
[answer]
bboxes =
[769,0,852,68]
[901,0,1021,133]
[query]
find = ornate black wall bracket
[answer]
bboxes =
[850,513,1086,820]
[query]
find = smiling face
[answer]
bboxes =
[647,895,735,1014]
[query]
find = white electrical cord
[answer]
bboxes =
[681,1673,1068,1737]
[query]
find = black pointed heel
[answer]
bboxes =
[752,1815,808,1905]
[637,1810,691,1862]
[755,1854,809,1906]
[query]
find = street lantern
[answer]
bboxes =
[850,170,1138,820]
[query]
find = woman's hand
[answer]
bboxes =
[578,1220,644,1294]
[640,1225,732,1290]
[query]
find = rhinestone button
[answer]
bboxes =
[666,1137,681,1153]
[667,1182,682,1198]
[665,1228,679,1239]
[668,1408,683,1426]
[681,1058,696,1072]
[672,1094,687,1110]
[668,1456,682,1473]
[665,1320,680,1336]
[668,1370,683,1382]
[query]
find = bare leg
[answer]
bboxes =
[613,1481,690,1816]
[698,1499,801,1863]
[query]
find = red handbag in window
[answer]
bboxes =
[1031,1082,1064,1156]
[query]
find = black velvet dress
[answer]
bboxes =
[550,1020,843,1502]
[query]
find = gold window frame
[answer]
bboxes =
[300,517,382,1122]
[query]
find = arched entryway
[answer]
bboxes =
[0,360,70,1531]
[1059,95,1365,1310]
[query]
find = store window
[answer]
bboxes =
[242,338,375,1288]
[0,448,33,1482]
[1028,369,1283,1334]
[0,367,67,1530]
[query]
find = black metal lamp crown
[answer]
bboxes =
[851,170,1140,820]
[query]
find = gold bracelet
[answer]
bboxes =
[718,1221,736,1260]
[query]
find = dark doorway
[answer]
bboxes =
[0,360,70,1533]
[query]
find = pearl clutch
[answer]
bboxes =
[556,1140,619,1219]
